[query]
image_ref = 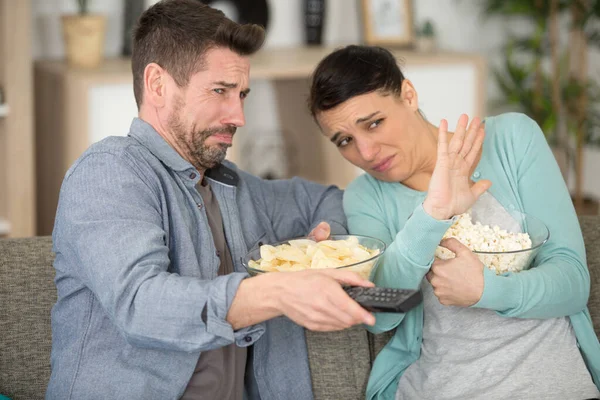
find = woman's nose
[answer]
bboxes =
[356,138,380,162]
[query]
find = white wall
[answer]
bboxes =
[32,0,600,196]
[30,0,600,107]
[29,0,549,111]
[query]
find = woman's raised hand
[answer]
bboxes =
[423,114,491,220]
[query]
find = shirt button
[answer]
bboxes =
[244,335,252,343]
[473,171,481,179]
[189,172,196,179]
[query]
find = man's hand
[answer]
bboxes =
[426,238,484,307]
[308,221,331,241]
[423,115,491,220]
[227,269,376,331]
[273,269,376,331]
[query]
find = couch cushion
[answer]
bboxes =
[0,237,55,400]
[581,216,600,337]
[305,327,371,400]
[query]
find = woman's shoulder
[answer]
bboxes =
[345,172,400,197]
[484,112,542,141]
[483,112,547,155]
[346,172,377,192]
[344,173,395,208]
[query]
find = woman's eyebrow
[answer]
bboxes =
[356,111,380,124]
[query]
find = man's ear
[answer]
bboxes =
[400,79,419,112]
[143,63,167,108]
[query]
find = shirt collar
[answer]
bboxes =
[128,117,196,173]
[128,117,239,187]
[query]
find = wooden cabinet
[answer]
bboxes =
[35,47,486,235]
[0,0,35,237]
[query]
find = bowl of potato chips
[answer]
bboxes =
[241,235,386,281]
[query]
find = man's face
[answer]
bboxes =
[166,47,250,171]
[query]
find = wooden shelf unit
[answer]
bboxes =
[0,103,9,117]
[0,0,35,237]
[35,46,486,235]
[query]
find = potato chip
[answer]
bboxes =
[248,236,380,279]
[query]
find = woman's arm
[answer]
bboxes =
[344,181,452,333]
[473,114,589,318]
[345,115,489,332]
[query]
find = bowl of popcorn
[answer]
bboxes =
[435,210,549,274]
[241,235,386,281]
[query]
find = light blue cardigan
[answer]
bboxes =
[344,113,600,399]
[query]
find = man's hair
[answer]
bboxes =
[308,45,405,118]
[131,0,265,109]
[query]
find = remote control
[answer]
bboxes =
[343,286,423,313]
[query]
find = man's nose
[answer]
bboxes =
[223,98,245,128]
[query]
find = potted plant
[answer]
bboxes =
[415,19,436,52]
[62,0,107,68]
[483,0,600,215]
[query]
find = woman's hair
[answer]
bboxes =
[131,0,265,109]
[308,45,406,118]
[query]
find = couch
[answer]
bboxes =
[1,216,599,400]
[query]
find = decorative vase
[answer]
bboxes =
[304,0,326,45]
[122,0,146,56]
[61,14,107,68]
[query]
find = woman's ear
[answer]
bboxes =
[400,79,419,112]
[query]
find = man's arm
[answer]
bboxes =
[226,268,375,332]
[250,175,348,240]
[54,153,263,352]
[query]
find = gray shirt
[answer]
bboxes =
[397,192,599,400]
[182,180,246,399]
[47,117,346,399]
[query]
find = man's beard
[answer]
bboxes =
[167,102,235,170]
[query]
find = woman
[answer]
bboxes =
[308,45,600,400]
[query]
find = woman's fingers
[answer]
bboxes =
[437,119,449,162]
[448,114,469,156]
[464,126,485,167]
[471,179,492,199]
[459,117,482,159]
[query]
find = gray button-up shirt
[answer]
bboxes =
[47,118,347,400]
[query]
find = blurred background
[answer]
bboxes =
[0,0,599,238]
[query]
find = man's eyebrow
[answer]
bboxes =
[356,111,380,124]
[213,81,250,95]
[330,132,341,143]
[213,81,238,88]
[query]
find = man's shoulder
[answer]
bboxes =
[65,135,153,180]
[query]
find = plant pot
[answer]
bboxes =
[415,36,436,52]
[61,14,106,68]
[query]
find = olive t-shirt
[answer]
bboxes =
[181,180,247,400]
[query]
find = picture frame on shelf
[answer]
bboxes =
[360,0,414,47]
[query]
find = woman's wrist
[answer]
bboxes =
[422,199,453,221]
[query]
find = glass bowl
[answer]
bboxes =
[441,209,550,274]
[241,234,387,281]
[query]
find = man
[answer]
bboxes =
[46,1,375,399]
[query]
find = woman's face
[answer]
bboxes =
[316,81,434,183]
